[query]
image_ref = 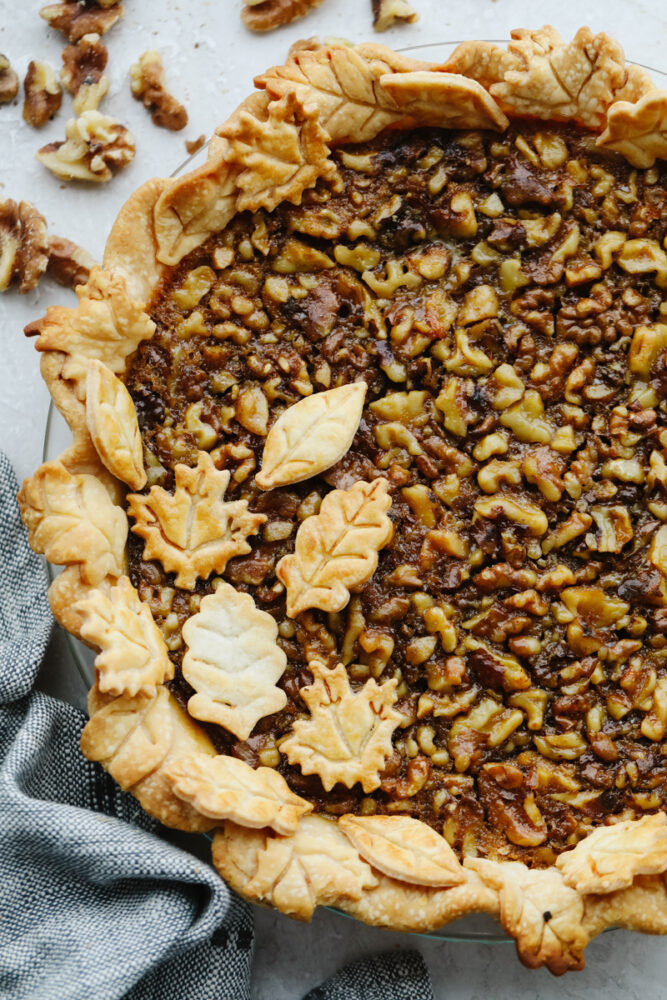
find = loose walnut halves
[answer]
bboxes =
[0,200,49,293]
[0,55,19,104]
[23,60,62,128]
[130,51,187,131]
[37,110,135,182]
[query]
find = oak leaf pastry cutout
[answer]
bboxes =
[598,90,667,167]
[555,814,667,894]
[280,660,401,792]
[74,576,173,696]
[212,815,378,921]
[165,751,312,835]
[220,91,339,214]
[339,815,466,887]
[241,0,326,33]
[181,581,287,740]
[85,359,146,490]
[127,451,266,590]
[18,461,127,587]
[256,382,367,490]
[466,858,588,975]
[276,477,393,617]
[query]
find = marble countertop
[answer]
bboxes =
[3,1,667,996]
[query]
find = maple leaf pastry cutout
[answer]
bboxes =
[127,451,266,589]
[280,659,401,792]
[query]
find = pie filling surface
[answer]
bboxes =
[125,121,667,867]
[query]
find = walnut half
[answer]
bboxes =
[0,55,19,104]
[130,51,188,132]
[23,61,62,128]
[40,2,123,43]
[36,110,135,182]
[61,33,109,114]
[0,200,49,294]
[241,0,326,33]
[46,235,97,289]
[372,0,418,31]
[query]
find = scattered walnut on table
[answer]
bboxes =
[23,61,62,128]
[36,110,135,182]
[185,134,206,156]
[61,33,109,114]
[130,51,188,131]
[241,0,326,33]
[0,200,49,294]
[371,0,418,31]
[46,235,97,289]
[40,1,123,42]
[0,55,19,104]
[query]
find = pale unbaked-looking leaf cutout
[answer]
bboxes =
[598,91,667,167]
[276,477,393,617]
[85,359,146,490]
[256,382,366,490]
[182,582,287,740]
[212,815,378,921]
[555,813,667,894]
[128,451,266,589]
[75,575,173,696]
[165,751,312,835]
[280,660,401,792]
[18,460,127,587]
[339,814,466,887]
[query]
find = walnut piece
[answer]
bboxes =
[0,54,19,104]
[372,0,419,31]
[241,0,326,32]
[61,33,109,114]
[46,235,97,289]
[36,110,135,182]
[40,2,123,42]
[23,61,62,128]
[0,200,49,294]
[185,133,206,156]
[130,50,188,131]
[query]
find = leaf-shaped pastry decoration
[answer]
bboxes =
[18,460,127,587]
[30,267,155,395]
[276,477,393,617]
[466,858,588,975]
[598,91,667,168]
[74,576,173,696]
[165,751,312,835]
[127,451,266,590]
[256,383,366,490]
[339,815,466,887]
[182,582,287,740]
[81,685,173,790]
[212,815,378,920]
[85,359,146,490]
[555,814,667,894]
[220,91,339,214]
[280,660,400,792]
[379,72,508,131]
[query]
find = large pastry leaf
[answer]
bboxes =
[85,359,146,490]
[339,815,466,887]
[555,813,667,894]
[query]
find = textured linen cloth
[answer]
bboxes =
[0,451,433,1000]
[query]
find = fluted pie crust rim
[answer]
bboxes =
[17,27,667,974]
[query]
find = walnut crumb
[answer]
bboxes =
[40,2,123,42]
[241,0,326,33]
[185,134,206,156]
[36,110,135,183]
[23,60,62,128]
[372,0,418,31]
[0,200,49,293]
[0,55,19,104]
[130,51,188,131]
[46,235,97,288]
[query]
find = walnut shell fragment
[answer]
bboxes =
[0,199,49,294]
[372,0,419,32]
[0,54,19,104]
[241,0,326,33]
[36,110,135,182]
[130,51,188,131]
[41,1,123,43]
[23,60,62,128]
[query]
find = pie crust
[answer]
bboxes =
[18,27,667,973]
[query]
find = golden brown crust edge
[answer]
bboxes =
[16,29,667,971]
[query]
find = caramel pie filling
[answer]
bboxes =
[125,122,667,865]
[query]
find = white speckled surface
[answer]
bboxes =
[4,1,667,995]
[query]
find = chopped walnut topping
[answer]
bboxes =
[40,2,123,42]
[0,54,19,104]
[23,61,62,128]
[46,235,96,289]
[36,110,135,182]
[241,0,326,32]
[130,51,188,132]
[372,0,418,31]
[0,200,49,293]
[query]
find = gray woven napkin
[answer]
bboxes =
[0,450,433,1000]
